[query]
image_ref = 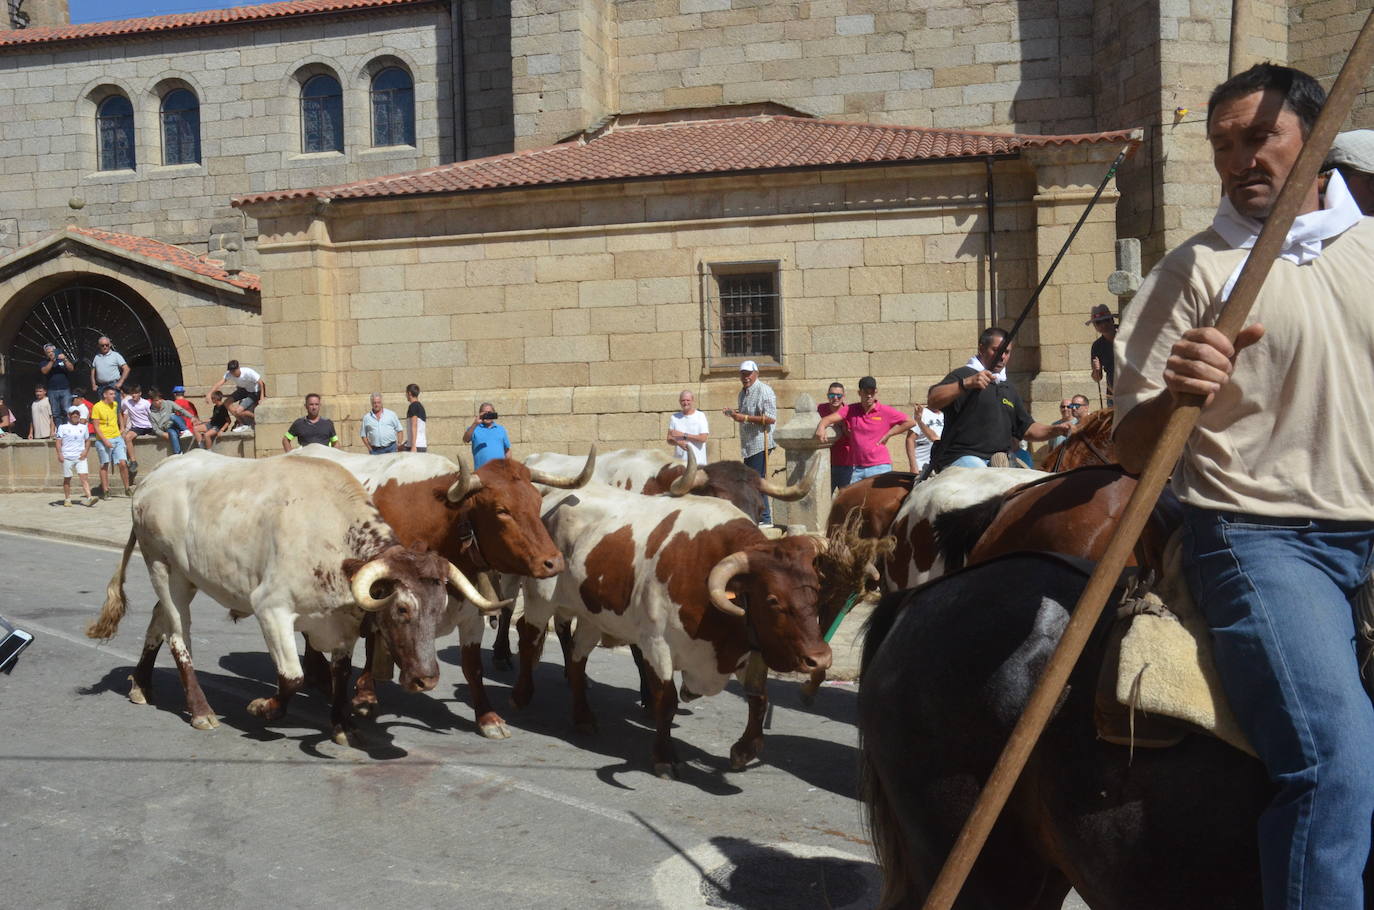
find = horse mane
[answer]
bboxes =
[1075,407,1113,444]
[932,496,1007,572]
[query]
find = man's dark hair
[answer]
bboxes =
[305,393,321,403]
[227,359,240,371]
[828,381,844,391]
[1072,393,1090,406]
[857,375,877,390]
[146,387,161,399]
[127,384,141,394]
[1208,63,1325,136]
[406,383,420,397]
[978,326,1009,348]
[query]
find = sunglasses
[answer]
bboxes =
[827,393,843,399]
[480,413,497,420]
[1068,403,1084,409]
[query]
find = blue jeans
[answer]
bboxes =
[369,442,398,455]
[1183,507,1374,910]
[48,388,72,425]
[948,455,990,469]
[743,450,772,525]
[838,463,892,486]
[163,416,188,454]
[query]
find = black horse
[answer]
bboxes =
[857,551,1276,909]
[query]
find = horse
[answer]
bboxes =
[858,551,1273,909]
[1037,407,1116,472]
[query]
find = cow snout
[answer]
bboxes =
[537,552,566,577]
[800,649,832,672]
[404,673,440,692]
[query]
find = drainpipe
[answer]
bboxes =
[985,157,997,320]
[451,0,468,162]
[1229,0,1254,76]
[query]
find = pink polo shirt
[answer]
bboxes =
[833,401,911,466]
[818,401,854,466]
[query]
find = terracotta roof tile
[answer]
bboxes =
[233,113,1141,207]
[0,0,434,48]
[66,226,260,292]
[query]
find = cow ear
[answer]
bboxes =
[342,558,365,579]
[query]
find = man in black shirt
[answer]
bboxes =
[927,327,1069,470]
[1087,303,1117,401]
[281,393,338,452]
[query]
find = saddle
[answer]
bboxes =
[1094,531,1256,756]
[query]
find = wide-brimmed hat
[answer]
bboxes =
[1085,304,1115,325]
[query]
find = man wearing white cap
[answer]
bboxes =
[722,360,776,524]
[1325,129,1374,214]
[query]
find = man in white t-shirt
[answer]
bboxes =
[54,405,96,506]
[666,390,709,465]
[906,403,943,473]
[207,359,266,428]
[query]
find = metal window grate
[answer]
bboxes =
[302,75,344,153]
[97,96,135,171]
[718,272,779,361]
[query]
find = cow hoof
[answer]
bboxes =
[479,720,511,740]
[653,761,679,780]
[730,739,763,771]
[332,726,365,747]
[246,697,283,720]
[191,713,219,730]
[798,688,817,708]
[352,698,377,718]
[575,719,598,735]
[510,686,532,711]
[492,655,513,672]
[128,681,149,706]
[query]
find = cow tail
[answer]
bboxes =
[87,530,138,641]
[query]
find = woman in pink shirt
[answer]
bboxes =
[815,376,916,487]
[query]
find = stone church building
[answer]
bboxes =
[0,0,1364,472]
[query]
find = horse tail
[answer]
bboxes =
[88,529,138,641]
[932,495,1005,572]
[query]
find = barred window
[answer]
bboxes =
[160,89,200,166]
[707,264,781,366]
[301,74,343,153]
[97,95,135,171]
[371,67,415,147]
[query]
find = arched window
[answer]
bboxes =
[97,95,135,171]
[161,88,201,166]
[370,66,415,147]
[301,74,343,153]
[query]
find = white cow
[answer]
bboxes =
[87,450,503,743]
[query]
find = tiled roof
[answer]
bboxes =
[233,112,1141,207]
[0,0,434,48]
[66,226,260,292]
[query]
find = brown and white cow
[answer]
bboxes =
[510,483,833,778]
[86,451,504,744]
[285,443,594,738]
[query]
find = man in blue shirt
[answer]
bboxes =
[463,401,510,468]
[360,393,404,454]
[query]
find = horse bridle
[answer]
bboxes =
[1050,432,1113,472]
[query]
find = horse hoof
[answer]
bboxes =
[191,713,219,730]
[493,655,513,672]
[479,721,512,740]
[798,688,817,708]
[128,684,149,706]
[575,720,598,735]
[730,739,762,771]
[352,699,376,718]
[510,688,532,711]
[332,726,364,747]
[246,697,282,720]
[653,761,679,780]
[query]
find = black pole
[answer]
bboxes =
[988,144,1131,366]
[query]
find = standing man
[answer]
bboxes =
[282,393,338,452]
[1087,303,1117,403]
[666,390,709,465]
[722,360,776,524]
[207,360,265,428]
[463,402,510,467]
[818,381,854,491]
[927,327,1068,470]
[54,405,96,507]
[1326,129,1374,214]
[814,376,914,486]
[89,336,129,399]
[90,385,133,498]
[360,393,404,455]
[404,384,428,453]
[119,384,154,472]
[28,385,54,439]
[1115,64,1374,910]
[39,343,75,423]
[905,403,943,473]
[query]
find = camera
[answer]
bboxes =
[480,412,498,420]
[0,626,33,674]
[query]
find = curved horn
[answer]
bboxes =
[865,562,881,583]
[446,454,484,502]
[351,559,398,612]
[757,456,819,501]
[706,551,751,617]
[667,445,699,497]
[526,444,598,489]
[447,562,514,615]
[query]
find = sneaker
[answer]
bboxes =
[83,496,98,507]
[231,425,254,434]
[128,459,139,472]
[63,499,72,507]
[100,491,110,501]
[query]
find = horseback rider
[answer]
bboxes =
[1115,63,1374,909]
[926,326,1069,470]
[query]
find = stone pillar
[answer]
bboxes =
[770,392,832,533]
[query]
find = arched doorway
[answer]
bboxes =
[3,280,182,435]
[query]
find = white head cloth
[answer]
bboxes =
[965,355,1007,382]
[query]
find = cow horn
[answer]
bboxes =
[447,562,513,614]
[527,444,597,489]
[707,551,751,618]
[668,446,699,496]
[446,454,484,502]
[351,559,398,612]
[757,457,819,501]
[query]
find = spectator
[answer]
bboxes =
[666,390,709,465]
[405,384,428,453]
[172,385,199,419]
[818,381,853,491]
[927,327,1069,470]
[1325,128,1374,215]
[29,385,54,439]
[207,359,265,428]
[89,336,129,399]
[360,393,404,455]
[814,376,915,486]
[54,405,96,507]
[723,360,777,524]
[90,385,133,498]
[1071,393,1091,416]
[71,387,94,436]
[905,403,943,473]
[463,402,510,468]
[0,396,15,434]
[119,384,154,472]
[282,393,338,452]
[146,387,196,455]
[203,390,231,450]
[39,343,75,423]
[1047,397,1081,451]
[1087,304,1117,402]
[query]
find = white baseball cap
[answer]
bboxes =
[68,405,82,413]
[1326,130,1374,174]
[738,360,759,372]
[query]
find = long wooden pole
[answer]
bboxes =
[920,17,1374,909]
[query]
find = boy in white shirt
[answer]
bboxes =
[54,405,96,507]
